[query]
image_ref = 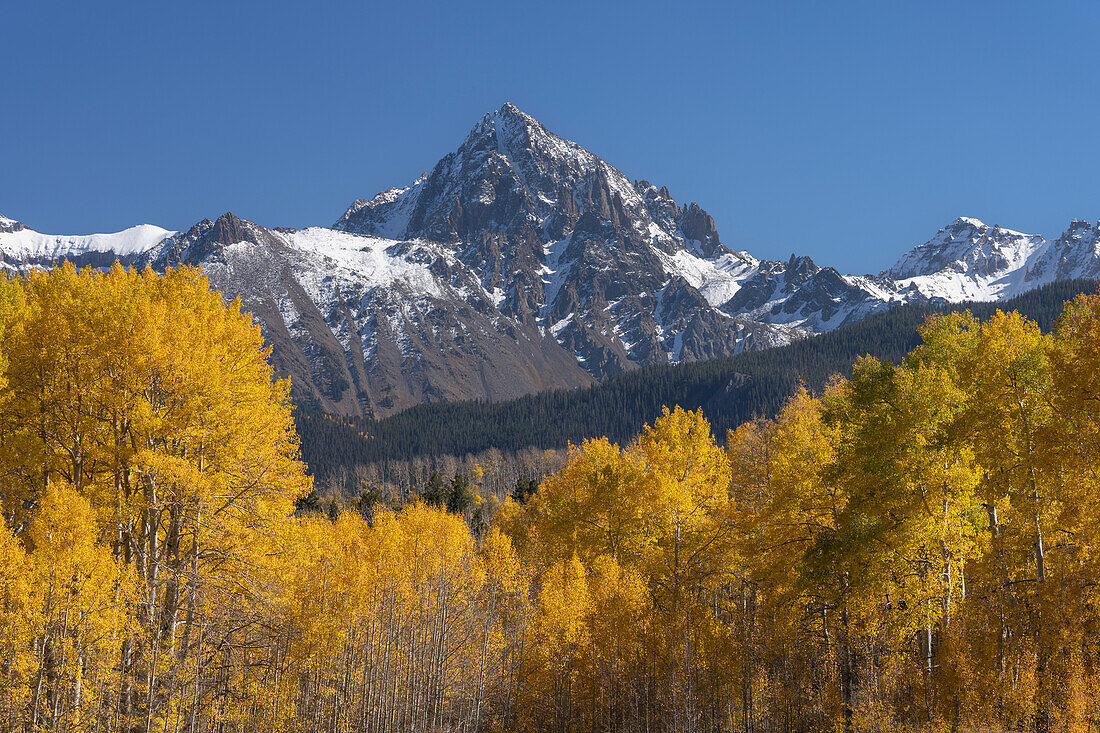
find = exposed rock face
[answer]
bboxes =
[1023,220,1100,286]
[4,107,1100,416]
[335,103,799,373]
[679,202,725,258]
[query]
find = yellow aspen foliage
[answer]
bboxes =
[525,555,590,730]
[631,406,735,611]
[6,262,1100,733]
[525,437,648,566]
[25,481,137,732]
[0,263,309,732]
[1043,293,1100,729]
[769,383,842,546]
[534,555,590,654]
[482,526,528,600]
[726,415,776,526]
[1049,293,1100,538]
[0,523,35,725]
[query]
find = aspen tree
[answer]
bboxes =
[0,264,309,732]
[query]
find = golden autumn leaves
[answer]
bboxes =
[501,407,740,731]
[497,298,1100,731]
[0,264,309,732]
[4,262,1100,732]
[711,301,1100,731]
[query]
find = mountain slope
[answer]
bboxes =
[0,214,174,268]
[147,212,594,415]
[298,279,1096,487]
[886,216,1100,300]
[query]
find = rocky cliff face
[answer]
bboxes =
[3,106,1100,416]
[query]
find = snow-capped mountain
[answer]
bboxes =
[335,103,776,372]
[886,216,1100,301]
[0,214,174,267]
[2,104,1099,417]
[332,103,885,371]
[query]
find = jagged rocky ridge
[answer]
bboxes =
[3,105,1100,417]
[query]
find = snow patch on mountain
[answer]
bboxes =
[0,222,175,261]
[284,227,447,303]
[654,248,759,307]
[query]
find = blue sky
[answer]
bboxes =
[3,0,1098,272]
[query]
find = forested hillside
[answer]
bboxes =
[299,279,1095,489]
[6,265,1100,732]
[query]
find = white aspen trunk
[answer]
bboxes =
[51,588,74,732]
[73,652,83,731]
[30,574,57,733]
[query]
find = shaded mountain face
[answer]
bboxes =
[3,106,1100,416]
[143,212,593,416]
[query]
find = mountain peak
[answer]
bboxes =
[465,101,544,146]
[148,212,285,270]
[497,101,528,118]
[209,212,270,247]
[1051,219,1100,247]
[947,216,987,231]
[885,215,1046,288]
[488,102,539,128]
[340,99,649,242]
[0,214,25,233]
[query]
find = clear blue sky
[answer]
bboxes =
[3,0,1099,272]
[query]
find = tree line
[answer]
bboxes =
[306,443,567,502]
[297,280,1096,490]
[2,264,1100,731]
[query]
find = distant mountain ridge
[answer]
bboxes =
[3,104,1100,416]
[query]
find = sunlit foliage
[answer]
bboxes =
[3,265,1100,732]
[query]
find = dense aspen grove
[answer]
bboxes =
[3,265,1100,732]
